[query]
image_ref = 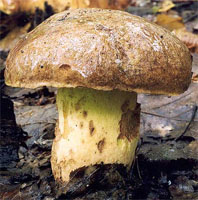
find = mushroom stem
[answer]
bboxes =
[51,87,140,183]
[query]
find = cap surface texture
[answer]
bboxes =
[5,8,192,95]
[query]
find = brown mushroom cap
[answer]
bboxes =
[5,8,192,95]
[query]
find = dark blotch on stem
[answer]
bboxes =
[80,122,83,129]
[121,100,130,112]
[118,103,140,142]
[75,97,85,111]
[97,138,105,153]
[89,120,95,136]
[83,111,87,118]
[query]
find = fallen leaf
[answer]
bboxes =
[155,14,185,31]
[0,0,71,14]
[158,0,175,12]
[0,23,31,51]
[173,28,198,53]
[65,0,131,10]
[192,73,198,83]
[0,0,130,14]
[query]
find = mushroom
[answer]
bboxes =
[5,8,192,187]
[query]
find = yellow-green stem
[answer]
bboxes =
[51,87,140,182]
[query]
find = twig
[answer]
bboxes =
[183,13,198,23]
[175,105,198,142]
[136,157,142,180]
[0,82,5,90]
[152,92,191,110]
[171,108,193,118]
[141,111,198,122]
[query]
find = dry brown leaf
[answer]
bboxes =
[91,0,130,10]
[173,28,198,53]
[192,73,198,83]
[0,0,71,14]
[0,0,130,14]
[188,141,198,154]
[0,23,31,51]
[155,14,185,31]
[158,0,175,12]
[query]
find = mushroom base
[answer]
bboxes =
[51,87,140,183]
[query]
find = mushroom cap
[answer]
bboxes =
[5,8,192,95]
